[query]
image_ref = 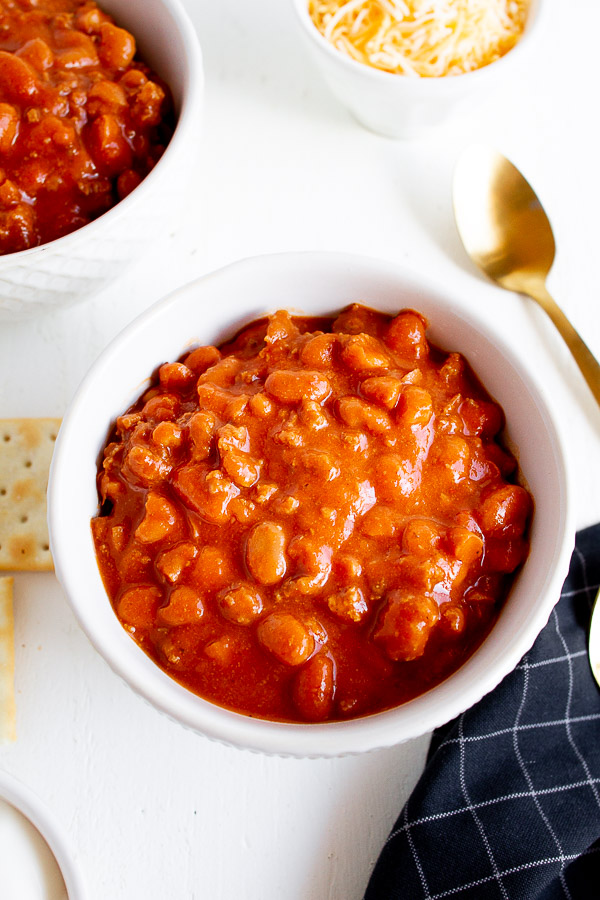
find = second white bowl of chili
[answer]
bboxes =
[48,251,573,757]
[0,0,203,319]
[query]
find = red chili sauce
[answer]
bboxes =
[91,305,533,723]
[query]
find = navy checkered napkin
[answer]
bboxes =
[365,524,600,900]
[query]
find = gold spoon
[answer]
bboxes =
[453,145,600,407]
[590,588,600,689]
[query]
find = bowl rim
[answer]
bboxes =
[48,250,574,757]
[0,0,203,266]
[0,769,88,899]
[291,0,543,89]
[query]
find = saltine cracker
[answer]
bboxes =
[0,577,15,743]
[0,419,61,572]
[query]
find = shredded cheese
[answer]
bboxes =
[308,0,531,77]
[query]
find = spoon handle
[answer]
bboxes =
[590,588,600,689]
[527,283,600,407]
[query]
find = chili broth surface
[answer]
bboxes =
[92,304,532,723]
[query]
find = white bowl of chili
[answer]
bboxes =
[48,251,573,757]
[0,0,203,320]
[292,0,544,139]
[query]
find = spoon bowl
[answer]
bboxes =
[453,146,600,406]
[589,588,600,689]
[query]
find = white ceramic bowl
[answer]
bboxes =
[0,770,87,899]
[0,0,203,321]
[48,251,574,757]
[291,0,544,139]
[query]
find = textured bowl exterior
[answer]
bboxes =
[49,252,574,757]
[0,0,203,320]
[291,0,544,139]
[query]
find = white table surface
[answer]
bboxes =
[1,1,599,898]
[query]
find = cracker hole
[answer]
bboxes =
[50,434,57,441]
[3,434,10,442]
[20,515,28,523]
[0,488,6,496]
[42,544,49,552]
[24,460,32,468]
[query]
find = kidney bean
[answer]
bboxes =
[257,613,314,666]
[0,51,38,102]
[15,38,53,72]
[54,29,98,68]
[158,586,204,626]
[385,311,428,359]
[249,392,274,418]
[265,370,331,404]
[360,375,402,409]
[158,362,195,392]
[117,585,161,630]
[292,655,335,722]
[87,113,132,175]
[187,547,234,594]
[246,521,287,585]
[75,7,109,34]
[98,22,136,69]
[188,411,216,461]
[397,386,433,427]
[152,421,183,450]
[184,346,222,375]
[477,485,532,538]
[300,333,338,368]
[204,636,236,665]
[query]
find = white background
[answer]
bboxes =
[1,1,599,898]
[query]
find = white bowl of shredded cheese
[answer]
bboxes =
[293,0,543,138]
